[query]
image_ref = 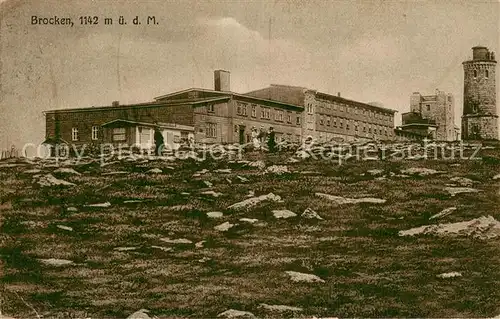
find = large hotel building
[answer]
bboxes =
[43,70,399,150]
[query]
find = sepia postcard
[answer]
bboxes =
[0,0,499,318]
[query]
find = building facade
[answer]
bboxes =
[43,70,398,150]
[245,84,397,142]
[462,46,498,140]
[399,90,456,141]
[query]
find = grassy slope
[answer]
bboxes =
[1,148,500,318]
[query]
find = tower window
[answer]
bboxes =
[426,104,430,111]
[485,69,489,78]
[473,70,477,78]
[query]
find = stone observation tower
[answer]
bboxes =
[462,46,498,140]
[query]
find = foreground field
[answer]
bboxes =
[1,145,500,318]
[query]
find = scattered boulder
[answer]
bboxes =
[53,167,81,175]
[272,210,297,219]
[429,207,457,220]
[367,169,384,176]
[56,225,73,232]
[450,177,474,187]
[192,169,209,177]
[228,193,282,210]
[437,272,462,279]
[401,167,445,176]
[493,174,500,180]
[248,160,266,170]
[126,309,151,319]
[201,190,223,197]
[85,202,111,208]
[215,168,232,173]
[217,309,256,318]
[207,211,224,218]
[399,215,500,239]
[301,208,324,220]
[285,271,325,283]
[316,193,386,205]
[236,175,249,182]
[39,258,74,266]
[66,207,78,212]
[146,168,162,174]
[214,222,235,232]
[160,238,193,244]
[239,218,259,224]
[445,187,481,196]
[114,247,137,252]
[23,169,42,174]
[151,246,172,252]
[204,181,213,188]
[265,165,289,175]
[259,303,303,313]
[37,174,75,187]
[195,241,206,248]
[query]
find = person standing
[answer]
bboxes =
[267,127,276,152]
[251,126,260,150]
[154,126,164,156]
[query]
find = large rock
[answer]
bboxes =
[399,215,500,239]
[316,193,385,205]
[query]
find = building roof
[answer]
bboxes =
[313,90,397,114]
[43,97,230,114]
[101,119,194,131]
[155,87,304,110]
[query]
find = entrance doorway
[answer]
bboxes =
[238,125,246,144]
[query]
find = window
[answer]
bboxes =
[206,123,217,138]
[334,119,337,127]
[340,121,343,128]
[261,109,265,118]
[426,104,430,111]
[307,104,313,114]
[346,124,350,130]
[296,116,301,125]
[368,127,372,133]
[275,109,283,121]
[320,115,324,125]
[72,127,79,141]
[485,69,489,78]
[112,127,126,141]
[287,112,292,123]
[265,108,271,119]
[251,105,256,117]
[355,125,358,131]
[207,104,215,113]
[237,103,247,116]
[473,69,477,78]
[326,116,331,126]
[363,126,366,132]
[91,126,99,140]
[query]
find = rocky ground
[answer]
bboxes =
[1,142,500,318]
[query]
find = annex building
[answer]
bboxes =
[43,70,398,150]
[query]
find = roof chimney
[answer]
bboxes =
[214,70,230,92]
[337,92,341,97]
[112,101,119,107]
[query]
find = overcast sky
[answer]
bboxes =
[0,0,499,150]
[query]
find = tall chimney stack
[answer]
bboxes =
[214,70,230,92]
